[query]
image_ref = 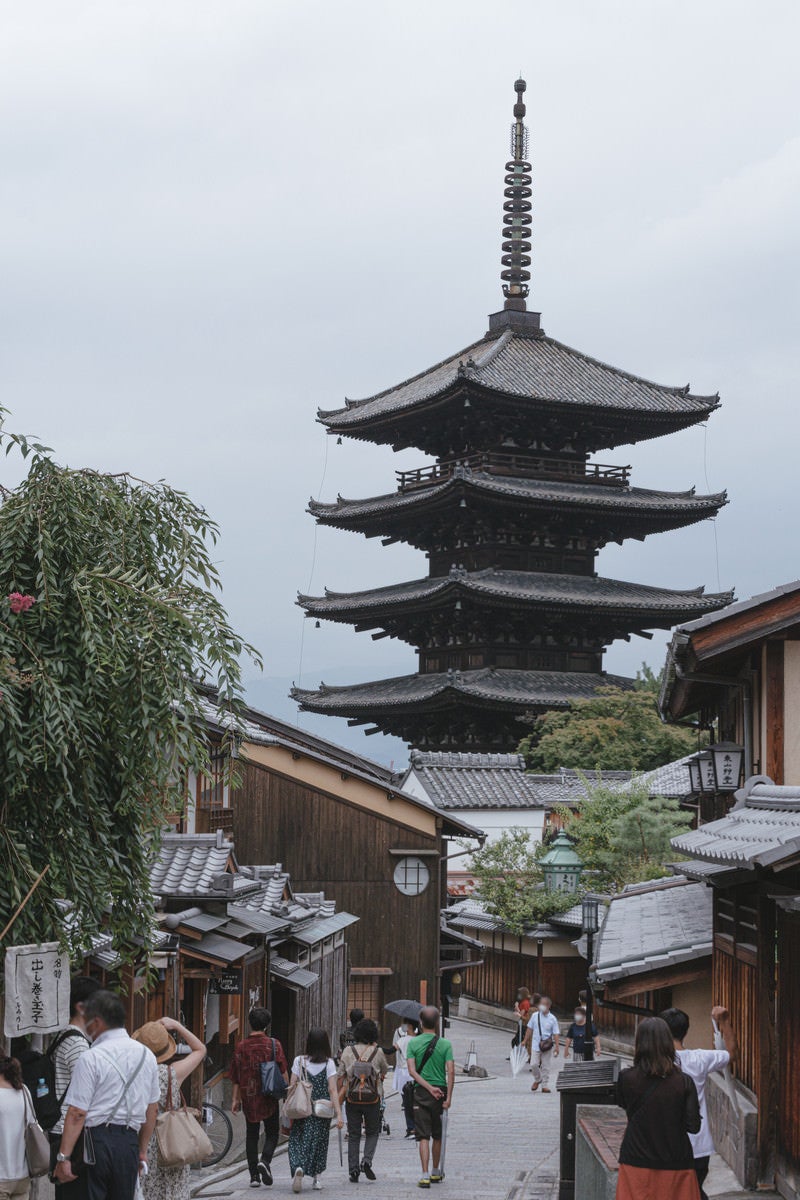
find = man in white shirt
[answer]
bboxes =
[54,990,160,1200]
[660,1004,738,1200]
[524,996,560,1093]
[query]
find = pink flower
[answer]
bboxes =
[8,592,35,614]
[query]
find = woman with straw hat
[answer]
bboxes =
[132,1017,206,1200]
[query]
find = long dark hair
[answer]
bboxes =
[305,1027,332,1064]
[0,1056,23,1089]
[634,1017,677,1078]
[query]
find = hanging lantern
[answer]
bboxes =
[709,741,744,792]
[696,749,716,794]
[687,754,703,794]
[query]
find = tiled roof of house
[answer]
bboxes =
[299,569,732,623]
[618,755,694,799]
[672,779,800,869]
[150,832,262,899]
[593,877,712,985]
[445,896,563,939]
[319,330,719,428]
[405,751,631,811]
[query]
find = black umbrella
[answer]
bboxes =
[384,999,423,1022]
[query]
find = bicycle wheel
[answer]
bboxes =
[191,1102,233,1169]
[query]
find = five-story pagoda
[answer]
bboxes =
[292,79,730,752]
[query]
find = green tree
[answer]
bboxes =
[0,413,260,959]
[518,670,701,772]
[465,828,576,935]
[554,779,693,892]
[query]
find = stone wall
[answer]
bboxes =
[574,1104,622,1200]
[707,1070,758,1189]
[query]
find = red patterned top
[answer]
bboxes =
[229,1033,289,1122]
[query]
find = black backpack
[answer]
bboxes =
[18,1028,87,1131]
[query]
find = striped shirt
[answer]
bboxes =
[50,1027,91,1134]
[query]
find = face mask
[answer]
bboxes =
[538,1005,548,1014]
[574,1014,585,1024]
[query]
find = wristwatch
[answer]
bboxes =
[56,1153,71,1162]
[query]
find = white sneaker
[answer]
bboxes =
[312,1180,323,1191]
[293,1168,304,1194]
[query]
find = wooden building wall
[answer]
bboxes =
[270,944,349,1061]
[234,761,443,1041]
[463,946,585,1013]
[777,909,800,1197]
[713,887,760,1097]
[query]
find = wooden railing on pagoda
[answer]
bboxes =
[396,451,631,492]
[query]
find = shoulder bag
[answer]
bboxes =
[260,1037,288,1099]
[403,1034,440,1109]
[313,1073,336,1122]
[22,1086,51,1178]
[283,1058,313,1121]
[155,1068,214,1168]
[538,1014,554,1054]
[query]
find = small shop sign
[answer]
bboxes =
[4,943,71,1037]
[209,968,242,995]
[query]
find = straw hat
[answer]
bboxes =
[132,1021,177,1064]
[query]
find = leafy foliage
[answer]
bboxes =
[465,828,577,935]
[553,778,693,892]
[519,668,702,773]
[0,411,261,959]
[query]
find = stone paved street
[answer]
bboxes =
[191,1015,746,1200]
[192,1016,561,1200]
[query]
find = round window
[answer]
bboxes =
[393,856,431,896]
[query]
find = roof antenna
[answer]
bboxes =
[501,77,531,312]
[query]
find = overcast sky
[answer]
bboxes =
[2,1,799,768]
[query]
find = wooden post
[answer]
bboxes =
[765,642,785,784]
[757,890,778,1184]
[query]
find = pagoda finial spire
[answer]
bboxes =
[501,77,532,311]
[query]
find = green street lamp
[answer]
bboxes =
[541,830,582,894]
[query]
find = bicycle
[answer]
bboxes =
[190,1100,233,1169]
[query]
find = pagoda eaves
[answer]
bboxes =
[309,473,727,552]
[319,329,720,456]
[291,667,634,752]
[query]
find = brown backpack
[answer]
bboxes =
[346,1047,380,1105]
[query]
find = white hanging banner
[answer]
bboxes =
[4,943,71,1037]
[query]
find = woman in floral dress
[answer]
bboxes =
[286,1028,343,1192]
[132,1017,207,1200]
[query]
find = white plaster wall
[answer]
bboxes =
[462,808,547,845]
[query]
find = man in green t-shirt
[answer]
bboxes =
[407,1006,455,1188]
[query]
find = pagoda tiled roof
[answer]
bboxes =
[309,475,726,527]
[319,328,719,430]
[311,472,724,520]
[299,568,733,623]
[291,667,634,716]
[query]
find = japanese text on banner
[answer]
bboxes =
[4,943,71,1037]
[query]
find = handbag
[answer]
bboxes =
[538,1013,554,1054]
[22,1087,51,1178]
[283,1058,313,1120]
[260,1037,288,1099]
[155,1069,214,1168]
[312,1098,335,1120]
